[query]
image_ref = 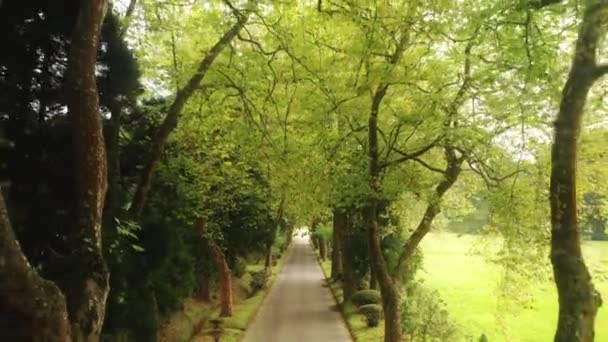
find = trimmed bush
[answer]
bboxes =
[359,304,382,327]
[351,289,382,307]
[249,270,269,296]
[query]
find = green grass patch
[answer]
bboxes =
[317,234,607,342]
[420,232,608,342]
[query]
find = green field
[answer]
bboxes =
[420,233,608,342]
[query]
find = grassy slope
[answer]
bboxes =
[420,233,608,342]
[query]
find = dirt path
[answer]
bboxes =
[241,236,353,342]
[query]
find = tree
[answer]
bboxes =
[129,0,255,216]
[548,0,607,340]
[0,0,110,340]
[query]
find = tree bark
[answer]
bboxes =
[363,28,411,341]
[549,2,607,341]
[0,193,72,341]
[331,209,344,280]
[197,272,211,302]
[0,2,110,339]
[129,2,253,217]
[365,204,402,342]
[369,263,378,290]
[341,210,357,302]
[64,0,110,339]
[319,237,327,261]
[264,243,273,269]
[208,240,233,317]
[265,195,285,271]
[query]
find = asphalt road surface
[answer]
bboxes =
[241,236,353,342]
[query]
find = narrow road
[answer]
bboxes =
[241,236,353,342]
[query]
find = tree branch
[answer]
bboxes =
[381,139,440,169]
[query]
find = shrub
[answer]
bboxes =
[359,304,382,327]
[401,283,459,341]
[249,270,269,296]
[351,289,382,307]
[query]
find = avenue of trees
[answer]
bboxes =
[0,0,606,341]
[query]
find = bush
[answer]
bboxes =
[249,270,269,296]
[351,289,382,307]
[401,283,459,341]
[359,304,382,327]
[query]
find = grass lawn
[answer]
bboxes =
[420,232,608,342]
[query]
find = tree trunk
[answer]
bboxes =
[549,3,606,341]
[367,81,403,342]
[0,193,72,340]
[395,148,463,281]
[129,3,253,217]
[369,264,378,290]
[331,209,344,280]
[197,272,211,302]
[265,195,284,271]
[341,210,357,302]
[310,218,319,250]
[208,240,233,317]
[319,237,327,261]
[64,1,110,339]
[363,29,411,340]
[0,2,110,339]
[365,205,402,342]
[264,242,273,270]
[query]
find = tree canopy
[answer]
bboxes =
[0,0,606,341]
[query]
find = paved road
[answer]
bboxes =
[241,236,353,342]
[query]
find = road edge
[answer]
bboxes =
[237,240,294,342]
[310,240,359,342]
